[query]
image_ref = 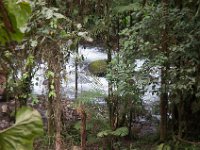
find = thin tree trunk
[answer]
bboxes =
[53,61,62,150]
[47,41,62,150]
[75,43,79,99]
[80,106,87,150]
[178,91,183,138]
[47,65,55,149]
[160,0,169,141]
[65,0,73,17]
[114,16,120,129]
[107,36,114,150]
[107,46,113,127]
[54,68,62,150]
[47,93,54,149]
[130,13,133,27]
[160,77,168,141]
[128,107,133,138]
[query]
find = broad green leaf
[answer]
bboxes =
[6,0,31,32]
[0,0,31,44]
[0,107,43,150]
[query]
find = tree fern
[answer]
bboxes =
[97,127,128,138]
[75,90,105,106]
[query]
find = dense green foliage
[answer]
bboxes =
[1,0,200,149]
[0,1,44,149]
[120,0,200,141]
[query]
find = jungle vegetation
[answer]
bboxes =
[0,0,200,150]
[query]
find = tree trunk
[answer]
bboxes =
[128,107,133,138]
[47,41,62,150]
[178,91,183,138]
[54,69,62,150]
[160,0,169,141]
[47,90,54,149]
[160,78,168,141]
[107,45,113,128]
[75,43,79,99]
[79,106,86,150]
[47,65,55,149]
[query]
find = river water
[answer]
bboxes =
[32,46,159,109]
[32,46,108,99]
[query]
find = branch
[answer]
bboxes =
[175,135,200,146]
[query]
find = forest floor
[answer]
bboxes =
[0,97,159,150]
